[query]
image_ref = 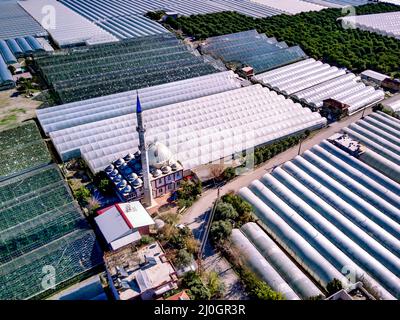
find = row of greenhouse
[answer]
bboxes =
[339,11,400,40]
[0,1,47,40]
[60,0,285,19]
[0,122,103,300]
[201,30,308,74]
[235,112,400,300]
[44,83,326,173]
[255,58,385,114]
[37,71,242,134]
[0,37,44,63]
[34,33,220,103]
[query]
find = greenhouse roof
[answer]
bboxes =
[256,58,384,113]
[48,84,326,172]
[250,0,325,14]
[61,0,284,19]
[19,0,118,47]
[0,2,47,40]
[303,0,369,7]
[239,122,400,299]
[201,30,308,74]
[0,121,52,180]
[37,71,241,134]
[0,164,103,299]
[0,54,14,87]
[34,33,219,103]
[340,11,400,40]
[343,111,400,169]
[0,36,44,64]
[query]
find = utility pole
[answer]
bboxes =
[198,187,221,275]
[298,138,303,156]
[361,106,366,119]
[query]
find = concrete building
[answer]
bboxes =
[95,202,155,251]
[104,142,184,203]
[104,242,178,300]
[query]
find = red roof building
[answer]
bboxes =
[95,201,155,250]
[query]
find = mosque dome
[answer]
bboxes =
[147,142,176,169]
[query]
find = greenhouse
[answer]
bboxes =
[19,0,118,48]
[34,33,219,103]
[0,36,44,64]
[231,229,301,300]
[303,0,369,7]
[339,11,400,40]
[37,71,242,134]
[201,30,308,74]
[0,121,52,180]
[342,113,400,167]
[250,0,325,14]
[256,58,384,112]
[239,120,400,299]
[0,40,17,64]
[0,54,14,90]
[0,164,103,300]
[240,222,324,299]
[48,84,326,172]
[0,230,103,300]
[60,0,284,18]
[0,2,47,40]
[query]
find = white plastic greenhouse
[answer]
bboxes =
[19,0,118,47]
[238,115,400,299]
[250,0,325,14]
[340,11,400,40]
[49,84,326,172]
[231,229,301,300]
[60,0,285,18]
[255,58,384,111]
[240,222,324,299]
[37,71,242,134]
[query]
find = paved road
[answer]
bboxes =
[181,108,371,234]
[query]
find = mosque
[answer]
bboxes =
[104,96,184,207]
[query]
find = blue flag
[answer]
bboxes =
[136,93,142,113]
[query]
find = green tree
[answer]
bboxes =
[214,202,238,221]
[175,249,193,268]
[327,278,343,296]
[223,167,236,181]
[210,220,233,243]
[252,281,285,300]
[182,271,211,300]
[207,272,225,298]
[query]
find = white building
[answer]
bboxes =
[95,202,155,251]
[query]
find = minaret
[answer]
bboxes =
[136,93,154,208]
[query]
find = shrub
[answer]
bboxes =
[175,249,193,267]
[74,186,91,204]
[214,202,238,221]
[183,271,211,300]
[210,220,233,243]
[207,272,225,298]
[222,167,236,181]
[139,235,154,246]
